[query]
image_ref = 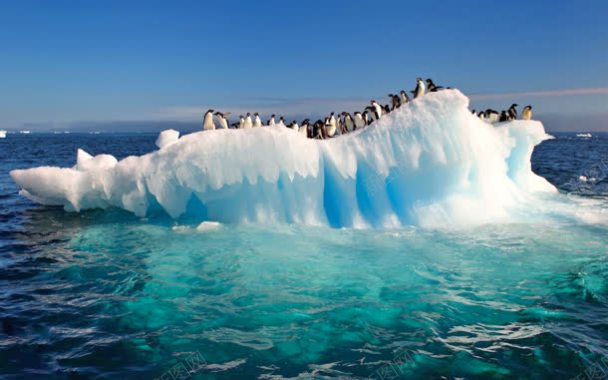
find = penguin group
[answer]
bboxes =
[472,104,533,123]
[201,77,445,138]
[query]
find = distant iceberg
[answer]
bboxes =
[10,90,558,228]
[576,133,592,138]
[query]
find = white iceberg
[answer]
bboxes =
[10,89,558,228]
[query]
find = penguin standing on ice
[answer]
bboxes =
[499,111,508,122]
[244,113,253,128]
[522,105,533,120]
[325,112,337,137]
[486,109,499,123]
[399,90,410,105]
[342,112,355,133]
[389,94,401,110]
[279,116,286,126]
[267,114,276,126]
[508,104,518,120]
[214,111,230,129]
[288,120,299,131]
[312,120,325,139]
[253,112,262,128]
[203,109,216,130]
[300,119,310,137]
[371,100,383,120]
[353,112,365,130]
[426,78,443,92]
[411,77,426,99]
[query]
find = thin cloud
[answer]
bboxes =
[470,87,608,100]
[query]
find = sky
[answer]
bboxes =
[0,0,607,132]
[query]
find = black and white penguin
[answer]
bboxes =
[383,104,390,115]
[288,120,299,131]
[508,104,518,120]
[370,100,383,119]
[214,111,230,129]
[353,112,365,130]
[499,111,508,122]
[389,94,401,110]
[253,112,262,128]
[312,119,325,139]
[522,105,533,120]
[399,90,410,105]
[279,116,286,126]
[411,77,426,99]
[342,112,355,132]
[238,115,245,129]
[325,112,337,137]
[426,78,443,92]
[365,106,378,123]
[477,111,487,121]
[300,119,310,137]
[486,109,499,123]
[203,109,216,130]
[267,114,276,126]
[335,113,343,134]
[244,112,253,129]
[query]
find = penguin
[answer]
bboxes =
[312,120,325,139]
[267,114,276,126]
[411,77,426,99]
[426,78,443,92]
[214,111,230,129]
[244,113,253,128]
[399,90,410,105]
[477,111,487,121]
[253,112,262,128]
[486,109,499,123]
[353,112,365,130]
[326,112,337,137]
[342,112,355,133]
[300,119,310,137]
[335,113,343,135]
[364,106,378,123]
[471,109,476,114]
[203,109,216,130]
[389,94,401,110]
[499,111,508,122]
[383,104,391,115]
[279,116,286,126]
[508,104,518,120]
[288,120,299,131]
[371,100,383,119]
[522,105,533,120]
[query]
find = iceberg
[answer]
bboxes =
[10,90,558,228]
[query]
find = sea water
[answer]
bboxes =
[1,132,607,379]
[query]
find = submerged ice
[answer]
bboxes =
[10,90,558,228]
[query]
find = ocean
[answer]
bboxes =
[1,132,607,379]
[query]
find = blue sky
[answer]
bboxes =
[0,0,607,131]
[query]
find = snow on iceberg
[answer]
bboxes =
[10,90,557,228]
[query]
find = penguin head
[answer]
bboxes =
[246,112,251,116]
[254,112,259,116]
[525,105,532,110]
[239,115,244,119]
[271,114,276,118]
[416,77,422,82]
[510,104,518,108]
[206,109,214,114]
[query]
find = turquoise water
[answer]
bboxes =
[1,133,608,379]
